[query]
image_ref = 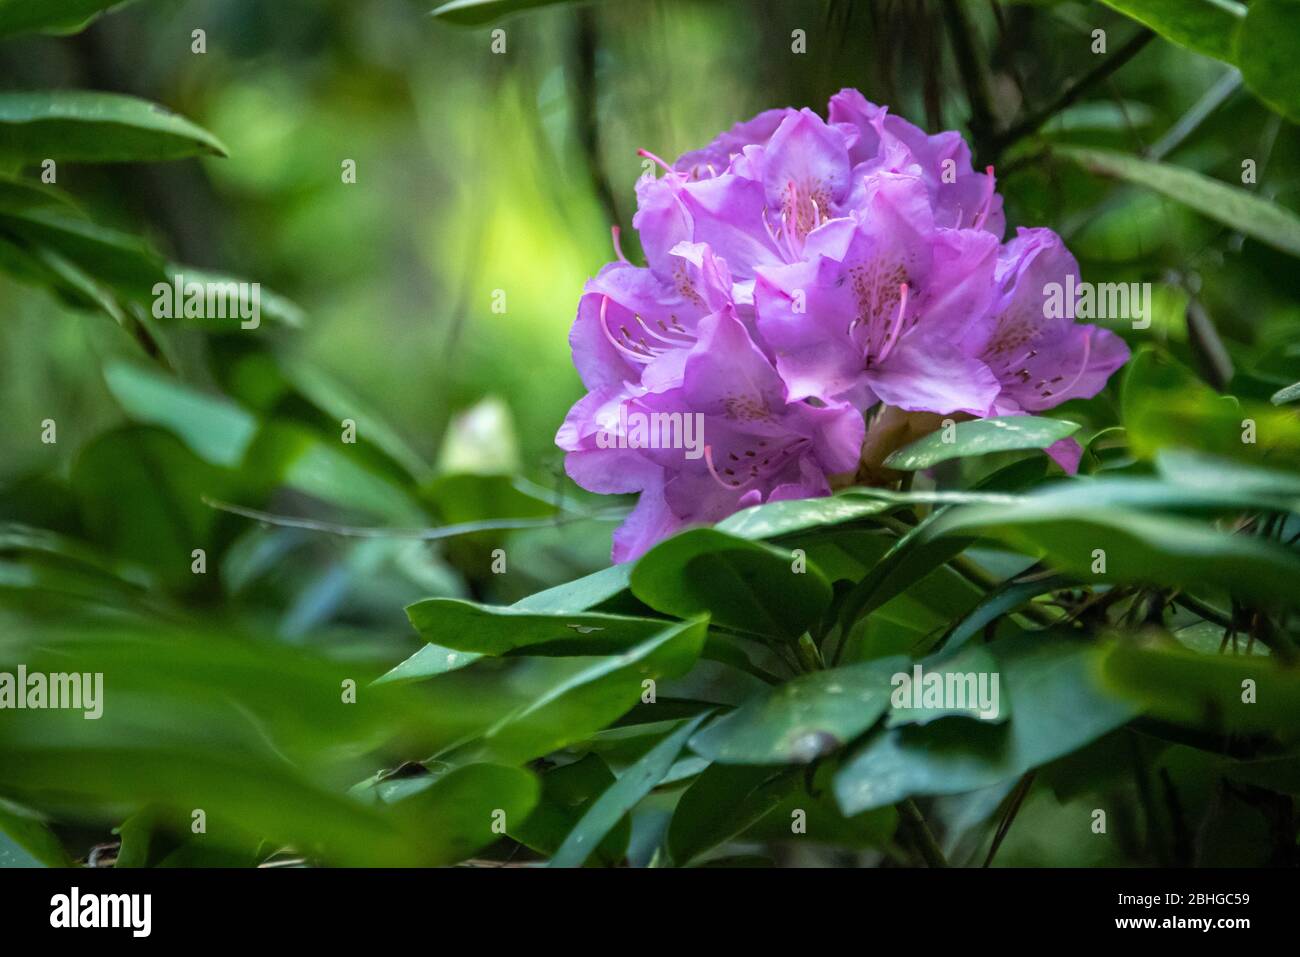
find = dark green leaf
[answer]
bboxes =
[631,528,831,641]
[1100,0,1244,62]
[0,91,227,163]
[1237,0,1300,122]
[0,0,140,38]
[883,416,1079,471]
[550,712,710,867]
[689,656,907,765]
[834,635,1137,814]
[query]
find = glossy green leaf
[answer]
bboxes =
[0,0,140,38]
[372,642,483,684]
[631,529,831,641]
[431,0,601,26]
[883,416,1079,471]
[927,500,1300,608]
[834,635,1137,814]
[550,712,710,867]
[406,598,666,656]
[1100,0,1245,62]
[884,646,1010,727]
[716,494,891,540]
[0,91,227,163]
[941,573,1073,653]
[1056,146,1300,259]
[689,656,907,765]
[1237,0,1300,122]
[513,563,632,613]
[512,754,628,865]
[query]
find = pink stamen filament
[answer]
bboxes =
[637,148,673,175]
[611,225,629,264]
[877,282,910,363]
[598,296,653,364]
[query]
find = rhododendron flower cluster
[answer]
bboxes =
[557,90,1129,562]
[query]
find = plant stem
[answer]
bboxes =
[897,798,948,867]
[989,28,1155,160]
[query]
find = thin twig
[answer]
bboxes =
[202,496,625,541]
[898,798,948,867]
[989,28,1155,160]
[983,771,1035,867]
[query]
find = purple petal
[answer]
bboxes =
[865,336,1001,416]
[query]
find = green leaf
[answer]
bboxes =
[0,208,165,294]
[689,656,907,765]
[512,755,628,865]
[884,646,1010,727]
[373,642,483,684]
[0,91,227,163]
[927,499,1300,609]
[1272,381,1300,405]
[1056,146,1300,259]
[883,416,1080,471]
[716,493,891,540]
[1122,348,1300,468]
[667,764,801,866]
[0,800,70,867]
[405,598,667,656]
[834,635,1137,814]
[104,362,258,468]
[0,231,128,321]
[836,509,973,632]
[1100,0,1245,62]
[1156,449,1300,507]
[1101,637,1300,735]
[1237,0,1300,122]
[469,616,709,764]
[941,573,1074,653]
[513,563,631,613]
[0,175,79,215]
[387,763,539,865]
[242,421,427,525]
[550,712,710,867]
[1,621,523,866]
[164,265,306,330]
[431,0,601,26]
[70,427,234,590]
[279,358,429,481]
[631,529,831,641]
[0,0,140,38]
